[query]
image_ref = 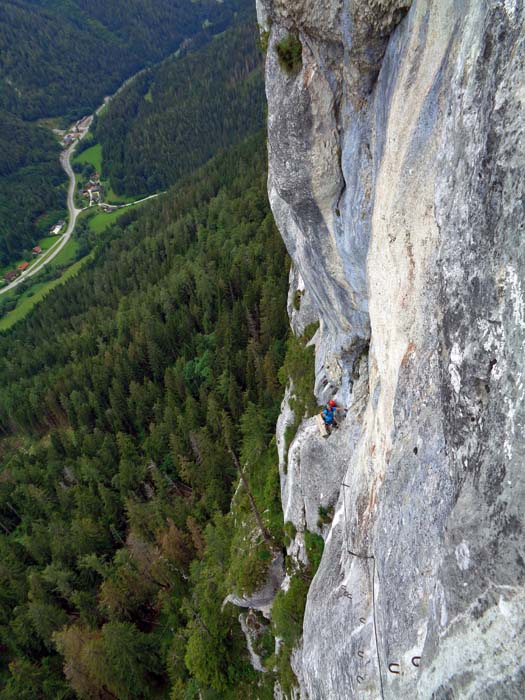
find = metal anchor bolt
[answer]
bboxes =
[341,585,352,600]
[388,663,401,675]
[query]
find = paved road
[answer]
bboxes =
[0,82,163,298]
[0,137,87,296]
[114,192,165,209]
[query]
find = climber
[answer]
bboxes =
[319,399,347,437]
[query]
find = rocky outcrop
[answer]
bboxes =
[239,611,270,673]
[259,0,525,697]
[223,553,285,618]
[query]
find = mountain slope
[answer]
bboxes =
[0,132,293,700]
[0,111,66,266]
[0,0,253,268]
[94,21,265,196]
[0,0,249,120]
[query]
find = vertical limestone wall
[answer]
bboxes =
[258,0,525,697]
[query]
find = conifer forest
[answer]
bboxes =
[0,2,318,698]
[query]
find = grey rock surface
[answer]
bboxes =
[287,264,318,337]
[259,0,525,697]
[239,611,269,673]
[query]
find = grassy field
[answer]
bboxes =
[0,198,154,329]
[73,143,141,204]
[50,237,79,267]
[39,236,59,251]
[78,197,152,234]
[87,207,135,233]
[74,172,87,208]
[74,143,103,172]
[0,256,92,332]
[23,236,63,272]
[105,185,141,205]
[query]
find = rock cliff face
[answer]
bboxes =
[257,0,525,697]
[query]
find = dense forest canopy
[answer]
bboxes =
[0,0,251,121]
[0,111,66,266]
[0,132,316,700]
[95,21,266,196]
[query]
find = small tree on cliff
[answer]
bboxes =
[275,34,302,74]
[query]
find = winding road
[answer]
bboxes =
[1,113,163,297]
[0,130,89,296]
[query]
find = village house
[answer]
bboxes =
[50,220,65,235]
[4,270,18,283]
[32,246,43,255]
[18,262,30,272]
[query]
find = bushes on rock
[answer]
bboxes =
[317,503,335,528]
[259,29,270,54]
[279,321,319,473]
[278,322,318,423]
[270,575,309,694]
[275,34,302,74]
[270,528,325,695]
[304,530,324,575]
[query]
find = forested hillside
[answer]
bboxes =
[0,133,315,699]
[0,0,250,120]
[0,0,253,268]
[94,21,265,195]
[0,112,66,266]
